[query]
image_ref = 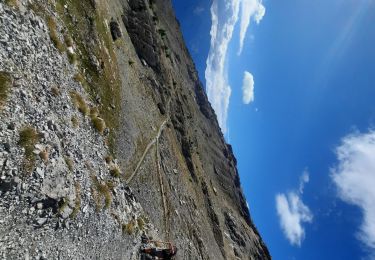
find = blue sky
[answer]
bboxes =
[172,0,375,259]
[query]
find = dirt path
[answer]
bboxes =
[126,117,168,184]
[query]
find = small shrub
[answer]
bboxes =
[47,16,65,53]
[70,91,89,115]
[110,165,121,178]
[128,60,134,66]
[71,116,79,128]
[0,71,12,108]
[18,127,39,171]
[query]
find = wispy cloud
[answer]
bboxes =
[276,171,313,246]
[238,0,265,55]
[205,0,265,133]
[242,71,255,104]
[331,130,375,252]
[205,0,240,133]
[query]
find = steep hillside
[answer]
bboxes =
[0,0,270,259]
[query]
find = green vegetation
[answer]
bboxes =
[5,0,18,8]
[91,176,112,210]
[70,182,81,218]
[0,72,12,108]
[122,220,135,235]
[128,60,134,66]
[18,127,40,172]
[137,217,145,230]
[47,16,65,53]
[70,91,89,116]
[56,0,121,154]
[110,165,121,178]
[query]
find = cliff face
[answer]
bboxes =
[0,0,270,259]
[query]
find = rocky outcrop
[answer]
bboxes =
[0,0,270,259]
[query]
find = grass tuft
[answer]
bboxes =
[137,217,145,230]
[70,91,89,115]
[18,127,39,172]
[0,71,12,108]
[91,116,106,134]
[5,0,18,8]
[70,182,81,218]
[122,220,135,235]
[104,155,113,164]
[91,176,112,210]
[110,165,121,178]
[47,16,65,53]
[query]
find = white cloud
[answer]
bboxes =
[205,0,265,133]
[276,172,313,246]
[242,71,255,104]
[331,130,375,251]
[238,0,265,55]
[205,0,240,133]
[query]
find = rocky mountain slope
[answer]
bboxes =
[0,0,270,259]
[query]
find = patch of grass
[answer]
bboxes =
[73,73,84,84]
[56,0,122,153]
[137,217,145,230]
[122,220,135,235]
[18,127,39,172]
[67,52,77,64]
[5,0,18,8]
[64,156,74,172]
[70,91,89,115]
[71,116,79,128]
[109,165,121,178]
[47,16,65,53]
[91,116,106,134]
[0,71,12,108]
[70,182,81,218]
[91,176,112,210]
[64,34,74,47]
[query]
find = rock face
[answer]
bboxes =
[0,0,270,259]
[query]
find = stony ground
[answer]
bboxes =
[0,0,271,259]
